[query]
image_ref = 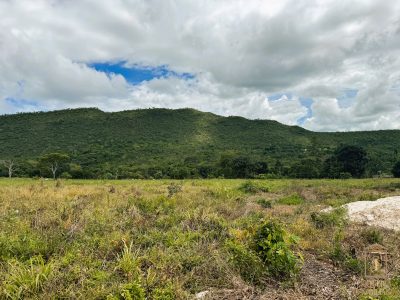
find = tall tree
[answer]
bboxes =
[1,160,15,178]
[39,153,70,179]
[324,145,368,178]
[392,161,400,178]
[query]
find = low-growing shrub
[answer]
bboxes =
[252,221,302,279]
[239,181,269,194]
[276,194,304,206]
[343,258,363,274]
[167,183,182,198]
[225,240,265,284]
[361,228,383,245]
[151,282,176,300]
[119,282,146,300]
[310,207,347,229]
[256,198,272,209]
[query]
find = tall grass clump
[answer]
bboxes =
[2,256,53,299]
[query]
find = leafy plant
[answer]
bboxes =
[310,207,347,229]
[252,221,302,279]
[256,198,272,209]
[239,181,269,194]
[361,228,383,245]
[225,240,265,284]
[276,194,304,205]
[167,183,182,198]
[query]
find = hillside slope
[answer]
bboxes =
[0,108,399,176]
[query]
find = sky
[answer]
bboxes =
[0,0,400,132]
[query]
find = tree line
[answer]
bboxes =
[1,145,400,179]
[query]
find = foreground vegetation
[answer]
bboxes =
[1,178,400,299]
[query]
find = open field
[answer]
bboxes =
[1,178,400,299]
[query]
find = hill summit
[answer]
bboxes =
[1,108,399,178]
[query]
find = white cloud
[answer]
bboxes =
[0,0,399,131]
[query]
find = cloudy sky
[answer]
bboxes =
[1,0,399,131]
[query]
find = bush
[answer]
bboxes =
[256,198,272,209]
[225,240,265,284]
[361,228,383,245]
[151,282,175,300]
[239,181,269,194]
[310,208,347,229]
[119,282,145,300]
[252,221,302,279]
[339,172,352,179]
[392,161,400,178]
[167,183,182,198]
[276,194,304,205]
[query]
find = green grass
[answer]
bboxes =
[0,178,400,298]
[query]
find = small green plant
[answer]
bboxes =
[116,240,141,280]
[225,240,265,284]
[119,282,146,300]
[276,194,304,205]
[256,198,272,209]
[239,181,269,194]
[391,275,400,289]
[343,258,363,274]
[310,207,347,229]
[151,282,176,300]
[252,221,302,279]
[167,183,182,198]
[2,256,53,299]
[361,228,383,245]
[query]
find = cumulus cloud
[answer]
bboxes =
[0,0,399,131]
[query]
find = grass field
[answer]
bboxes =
[1,178,400,299]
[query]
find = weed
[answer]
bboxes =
[116,240,141,280]
[252,221,302,279]
[310,207,347,229]
[256,198,272,209]
[225,240,265,284]
[151,282,176,300]
[361,228,383,245]
[239,181,269,194]
[2,256,53,299]
[167,183,182,198]
[276,194,304,205]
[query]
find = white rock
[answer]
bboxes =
[343,196,400,231]
[195,291,210,299]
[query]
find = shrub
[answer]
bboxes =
[151,282,176,300]
[392,161,400,178]
[119,282,145,300]
[252,221,302,279]
[343,258,363,274]
[225,240,265,284]
[239,181,269,194]
[276,194,304,205]
[339,172,352,179]
[310,208,347,229]
[167,183,182,198]
[256,198,272,209]
[361,228,383,245]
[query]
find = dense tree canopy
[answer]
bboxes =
[0,108,399,179]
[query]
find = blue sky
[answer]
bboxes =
[88,62,194,85]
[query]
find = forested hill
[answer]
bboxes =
[1,108,399,178]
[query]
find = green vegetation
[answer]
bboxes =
[392,161,400,178]
[1,108,400,179]
[0,178,400,298]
